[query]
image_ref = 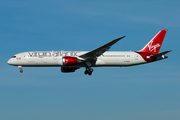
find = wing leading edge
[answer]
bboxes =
[79,36,126,59]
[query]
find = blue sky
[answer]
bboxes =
[1,0,180,120]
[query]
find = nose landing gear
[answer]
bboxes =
[18,66,23,73]
[20,69,23,73]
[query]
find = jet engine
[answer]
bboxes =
[62,56,78,66]
[61,66,79,73]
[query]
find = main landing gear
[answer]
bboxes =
[18,66,23,73]
[84,68,93,76]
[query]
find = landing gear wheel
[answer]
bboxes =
[84,71,88,75]
[84,68,93,76]
[20,69,23,73]
[88,72,92,76]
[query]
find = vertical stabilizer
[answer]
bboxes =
[139,30,167,54]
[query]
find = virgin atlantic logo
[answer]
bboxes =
[148,40,160,52]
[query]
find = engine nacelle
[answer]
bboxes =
[61,66,79,73]
[62,56,78,66]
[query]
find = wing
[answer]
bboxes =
[79,36,126,59]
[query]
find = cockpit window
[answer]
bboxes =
[11,56,16,58]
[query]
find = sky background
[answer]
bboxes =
[0,0,180,120]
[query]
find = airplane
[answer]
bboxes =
[7,30,171,75]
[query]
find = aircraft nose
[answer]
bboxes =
[7,59,10,64]
[7,59,12,65]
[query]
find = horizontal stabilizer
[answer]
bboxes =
[150,50,172,60]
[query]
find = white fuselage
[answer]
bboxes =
[7,51,147,67]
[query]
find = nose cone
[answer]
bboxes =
[7,58,15,65]
[7,59,12,65]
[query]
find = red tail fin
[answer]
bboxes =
[139,30,167,54]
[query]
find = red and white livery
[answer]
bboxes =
[7,30,171,75]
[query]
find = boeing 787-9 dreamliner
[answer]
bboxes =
[7,30,171,75]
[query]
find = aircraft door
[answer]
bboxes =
[21,54,26,60]
[134,54,139,60]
